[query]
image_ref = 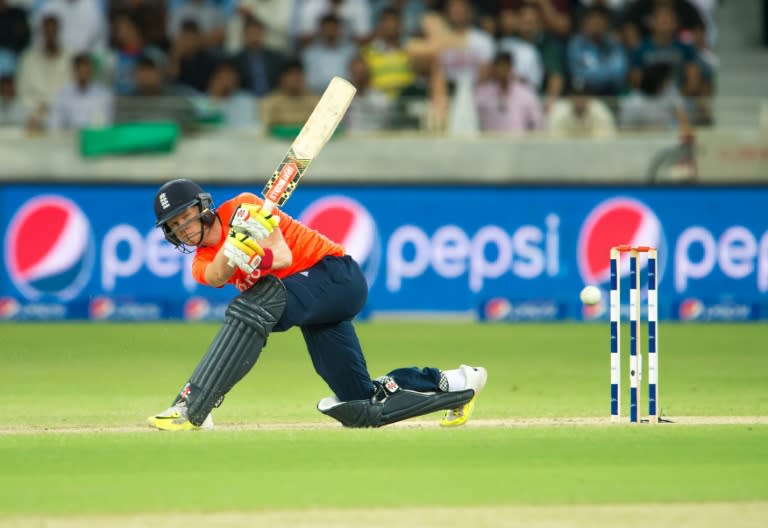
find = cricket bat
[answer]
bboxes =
[260,76,357,214]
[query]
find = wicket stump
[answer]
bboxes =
[610,245,659,424]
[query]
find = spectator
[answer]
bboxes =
[16,14,72,131]
[623,0,706,44]
[497,7,544,90]
[36,0,107,54]
[548,82,616,138]
[362,7,416,99]
[370,0,428,40]
[474,51,543,133]
[301,13,358,94]
[168,19,217,93]
[513,3,565,111]
[205,60,256,128]
[168,0,228,48]
[225,0,294,54]
[0,74,26,127]
[48,52,112,131]
[261,60,320,133]
[109,0,169,51]
[629,5,700,97]
[414,0,495,129]
[689,20,715,125]
[109,11,160,95]
[297,0,372,48]
[567,6,628,96]
[494,0,571,37]
[0,0,31,56]
[620,62,688,130]
[114,52,199,129]
[345,55,390,132]
[231,16,285,96]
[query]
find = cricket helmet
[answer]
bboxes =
[153,178,215,249]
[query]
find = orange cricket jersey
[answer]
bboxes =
[192,193,344,290]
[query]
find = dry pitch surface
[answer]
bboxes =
[0,415,765,435]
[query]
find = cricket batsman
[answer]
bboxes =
[148,178,488,430]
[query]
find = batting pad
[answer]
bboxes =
[182,275,286,425]
[318,377,475,428]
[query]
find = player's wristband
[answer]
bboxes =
[258,248,274,269]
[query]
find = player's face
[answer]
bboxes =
[167,205,205,246]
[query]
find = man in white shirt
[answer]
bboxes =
[48,52,112,131]
[301,13,357,94]
[36,0,106,53]
[16,13,72,129]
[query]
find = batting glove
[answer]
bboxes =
[223,229,273,274]
[229,203,279,241]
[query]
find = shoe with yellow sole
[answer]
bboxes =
[147,402,213,431]
[440,365,487,427]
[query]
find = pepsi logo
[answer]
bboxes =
[299,196,381,286]
[577,197,665,286]
[482,297,512,321]
[678,298,704,321]
[4,195,94,301]
[184,297,210,321]
[0,297,20,320]
[89,296,115,320]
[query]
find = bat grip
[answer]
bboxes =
[261,199,276,215]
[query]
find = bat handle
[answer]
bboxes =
[261,199,276,215]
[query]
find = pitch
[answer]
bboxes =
[0,321,766,527]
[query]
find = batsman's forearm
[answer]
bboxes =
[263,229,293,270]
[205,250,238,287]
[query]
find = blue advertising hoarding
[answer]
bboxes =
[1,184,766,321]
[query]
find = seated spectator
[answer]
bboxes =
[629,5,701,97]
[168,19,217,93]
[168,0,228,48]
[109,0,169,52]
[231,16,285,97]
[297,0,372,48]
[16,14,72,131]
[497,7,544,90]
[567,6,628,96]
[109,11,161,95]
[362,7,416,100]
[344,55,390,132]
[225,0,294,54]
[0,73,26,127]
[114,52,199,130]
[548,82,616,138]
[620,62,688,130]
[260,60,320,134]
[36,0,107,54]
[623,0,706,42]
[204,60,257,128]
[512,3,565,111]
[48,52,113,131]
[301,13,358,94]
[0,0,31,56]
[474,51,543,133]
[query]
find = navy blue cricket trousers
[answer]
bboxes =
[272,255,442,401]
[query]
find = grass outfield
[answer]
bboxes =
[1,322,767,526]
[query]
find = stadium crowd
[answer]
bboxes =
[0,0,719,137]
